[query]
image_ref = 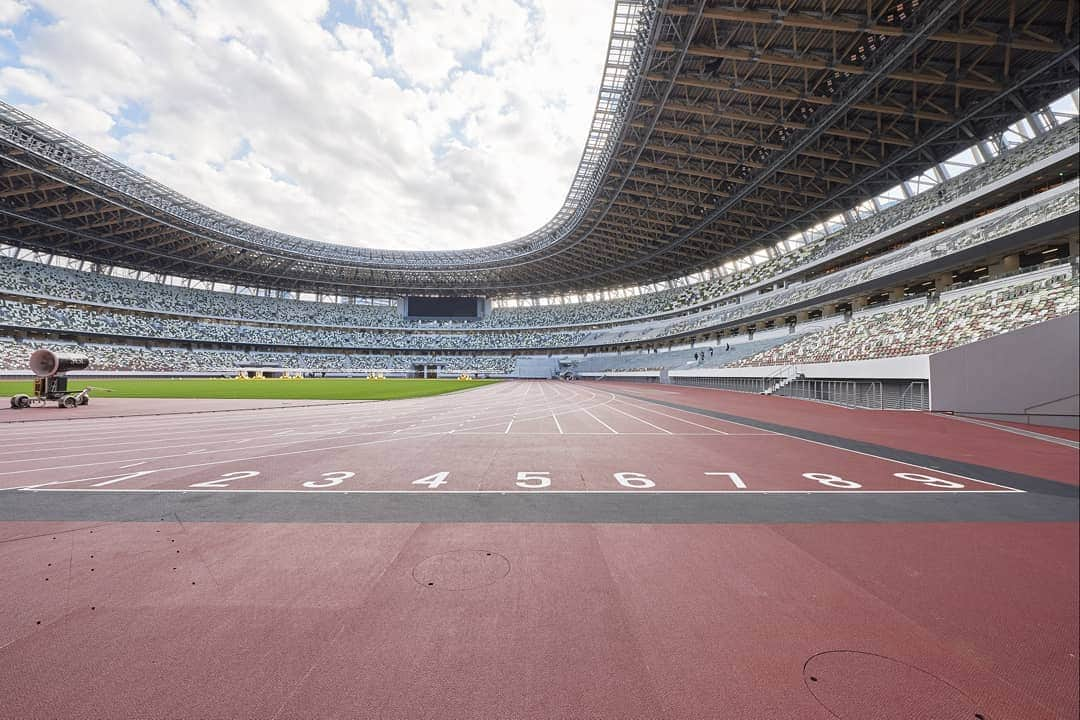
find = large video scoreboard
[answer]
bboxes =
[405,296,483,320]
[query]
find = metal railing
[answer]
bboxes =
[892,381,930,410]
[777,380,885,409]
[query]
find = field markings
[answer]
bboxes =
[1,381,1024,495]
[0,386,616,478]
[603,404,674,434]
[20,487,1022,495]
[604,390,1025,493]
[0,384,520,445]
[0,386,631,487]
[453,431,753,436]
[581,408,618,434]
[611,397,733,434]
[942,414,1080,448]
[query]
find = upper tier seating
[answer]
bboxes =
[2,118,1075,331]
[733,273,1079,366]
[0,299,590,349]
[2,173,1074,353]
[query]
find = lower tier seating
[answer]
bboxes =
[0,341,516,375]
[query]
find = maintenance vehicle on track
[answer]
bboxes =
[9,349,92,409]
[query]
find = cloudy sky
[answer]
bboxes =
[0,0,614,251]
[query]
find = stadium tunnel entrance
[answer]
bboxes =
[413,362,441,379]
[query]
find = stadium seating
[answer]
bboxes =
[0,119,1076,374]
[1,172,1074,357]
[0,339,516,375]
[569,336,796,373]
[0,298,590,350]
[733,273,1079,366]
[2,118,1074,336]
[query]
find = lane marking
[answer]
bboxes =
[0,382,1031,497]
[20,488,1022,495]
[611,397,732,434]
[452,432,771,436]
[604,404,674,434]
[0,395,619,478]
[942,414,1080,449]
[601,389,1026,493]
[581,408,618,434]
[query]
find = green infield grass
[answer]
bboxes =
[0,377,498,401]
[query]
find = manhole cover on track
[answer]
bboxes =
[804,651,986,720]
[412,550,510,591]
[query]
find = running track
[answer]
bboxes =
[0,380,1076,719]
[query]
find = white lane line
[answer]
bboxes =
[0,386,515,447]
[5,423,506,490]
[552,413,564,434]
[452,431,755,436]
[609,393,1025,493]
[119,461,146,469]
[942,414,1080,448]
[22,487,1022,495]
[505,419,515,434]
[581,408,618,434]
[0,402,566,477]
[604,404,674,434]
[612,398,732,434]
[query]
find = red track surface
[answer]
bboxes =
[0,381,1076,719]
[601,381,1080,487]
[0,396,357,422]
[0,382,1021,493]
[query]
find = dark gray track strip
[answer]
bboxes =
[606,388,1079,499]
[0,488,1076,524]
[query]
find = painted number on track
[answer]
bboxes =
[412,472,450,489]
[614,472,655,489]
[303,471,355,488]
[516,471,551,489]
[894,472,964,489]
[704,472,746,489]
[802,472,862,489]
[190,470,260,488]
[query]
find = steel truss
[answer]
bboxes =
[0,0,1076,297]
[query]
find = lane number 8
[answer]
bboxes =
[802,472,861,489]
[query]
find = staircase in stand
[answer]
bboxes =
[761,365,802,395]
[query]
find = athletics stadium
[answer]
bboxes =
[0,1,1078,718]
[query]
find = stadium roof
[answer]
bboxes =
[1,0,1077,297]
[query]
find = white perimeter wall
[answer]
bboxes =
[668,355,930,380]
[929,313,1080,428]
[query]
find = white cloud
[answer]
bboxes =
[0,0,28,24]
[0,0,615,251]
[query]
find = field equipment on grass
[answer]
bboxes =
[9,349,92,409]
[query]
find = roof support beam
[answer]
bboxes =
[638,97,914,146]
[647,73,955,123]
[654,42,1003,92]
[632,159,826,199]
[633,121,878,166]
[642,143,851,184]
[663,5,1063,53]
[577,0,967,285]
